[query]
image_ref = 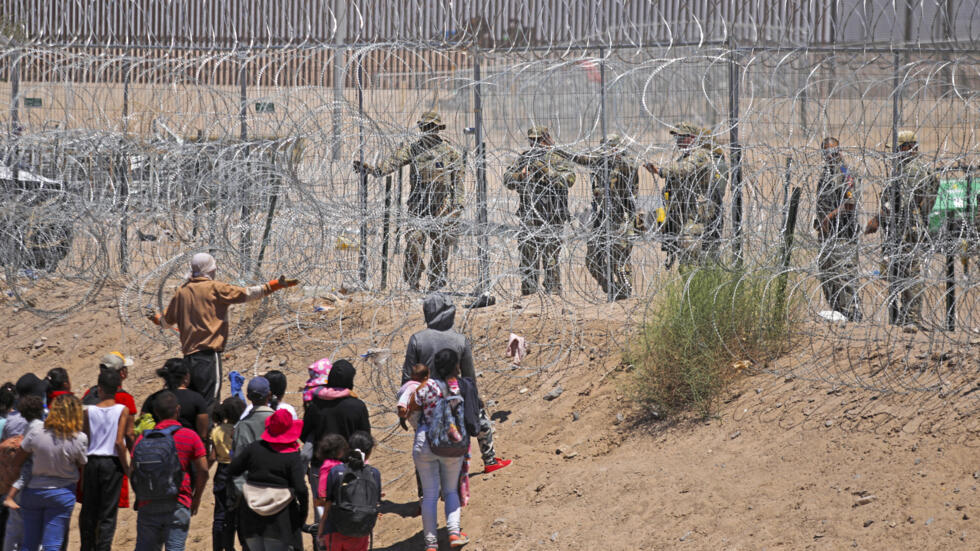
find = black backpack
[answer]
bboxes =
[131,425,183,502]
[329,466,380,538]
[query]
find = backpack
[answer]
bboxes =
[131,425,183,502]
[329,466,380,538]
[0,435,24,494]
[423,380,469,458]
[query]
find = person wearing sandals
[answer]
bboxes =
[410,349,475,550]
[228,408,309,551]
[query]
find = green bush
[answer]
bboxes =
[628,264,799,419]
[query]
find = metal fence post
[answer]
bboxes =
[356,60,368,286]
[887,52,901,325]
[473,50,490,295]
[728,44,744,266]
[599,47,613,301]
[119,58,130,274]
[10,48,19,135]
[239,54,253,272]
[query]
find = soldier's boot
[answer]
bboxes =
[403,230,427,290]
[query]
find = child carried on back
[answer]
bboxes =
[397,363,429,431]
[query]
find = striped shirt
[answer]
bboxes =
[133,419,206,509]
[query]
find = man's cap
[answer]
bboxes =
[247,376,271,397]
[527,126,550,139]
[897,130,917,146]
[417,111,446,129]
[669,121,704,137]
[99,351,134,371]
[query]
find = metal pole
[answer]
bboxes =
[944,214,956,331]
[380,174,392,289]
[887,52,901,325]
[775,187,801,315]
[728,45,744,266]
[599,47,613,301]
[10,49,19,136]
[239,55,253,272]
[357,61,368,286]
[474,50,490,295]
[332,0,347,161]
[119,59,131,274]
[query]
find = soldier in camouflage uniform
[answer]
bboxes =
[503,127,576,295]
[644,122,714,269]
[557,133,639,300]
[354,111,464,291]
[866,130,940,329]
[703,135,729,260]
[813,137,862,321]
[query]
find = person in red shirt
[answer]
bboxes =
[132,391,207,551]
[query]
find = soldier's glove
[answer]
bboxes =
[267,275,299,292]
[352,160,370,174]
[644,162,659,176]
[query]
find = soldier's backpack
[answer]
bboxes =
[131,425,183,503]
[329,466,381,538]
[423,380,469,458]
[0,435,25,494]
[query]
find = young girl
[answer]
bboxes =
[210,397,245,551]
[315,434,349,506]
[318,432,381,551]
[397,363,429,431]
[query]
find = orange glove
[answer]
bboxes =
[267,275,299,292]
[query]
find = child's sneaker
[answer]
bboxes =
[483,458,511,474]
[449,531,470,547]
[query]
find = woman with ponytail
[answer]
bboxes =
[140,359,209,442]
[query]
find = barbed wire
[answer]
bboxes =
[1,6,980,421]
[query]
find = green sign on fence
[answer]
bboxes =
[23,97,42,107]
[929,178,980,231]
[255,102,275,113]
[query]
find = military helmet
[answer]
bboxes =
[602,133,625,148]
[527,126,550,139]
[897,130,917,146]
[417,111,446,129]
[669,121,704,138]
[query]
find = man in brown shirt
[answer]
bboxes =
[148,253,297,408]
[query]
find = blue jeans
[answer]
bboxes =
[20,486,75,551]
[412,431,463,548]
[135,504,191,551]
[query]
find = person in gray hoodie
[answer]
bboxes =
[402,293,511,473]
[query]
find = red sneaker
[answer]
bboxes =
[449,531,470,548]
[483,458,512,474]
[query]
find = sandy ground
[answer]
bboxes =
[0,283,977,551]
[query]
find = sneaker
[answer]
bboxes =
[483,458,512,474]
[449,531,470,547]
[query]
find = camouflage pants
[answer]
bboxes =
[517,225,562,295]
[404,227,456,291]
[817,239,862,321]
[886,245,923,325]
[586,227,633,300]
[676,219,707,269]
[701,200,724,261]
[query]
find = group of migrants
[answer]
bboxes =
[0,252,509,551]
[357,112,941,329]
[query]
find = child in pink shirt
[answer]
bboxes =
[316,434,350,504]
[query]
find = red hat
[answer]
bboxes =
[261,409,303,444]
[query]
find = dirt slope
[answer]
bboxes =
[0,286,977,551]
